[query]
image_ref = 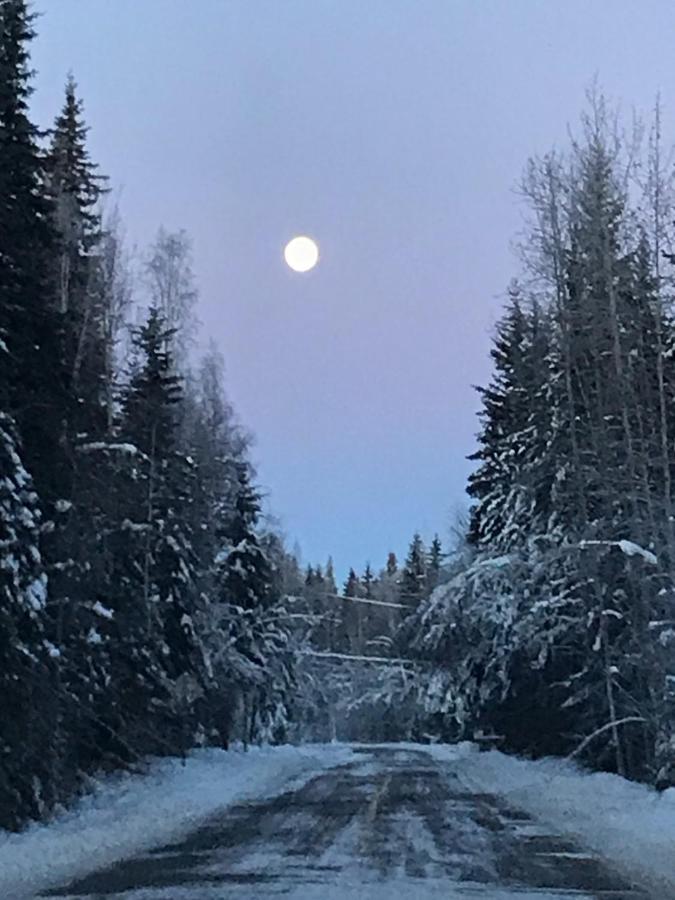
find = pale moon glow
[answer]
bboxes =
[284,235,319,272]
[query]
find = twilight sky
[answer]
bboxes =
[30,1,675,578]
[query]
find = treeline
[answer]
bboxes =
[395,96,675,786]
[293,534,446,657]
[0,0,292,831]
[287,536,449,742]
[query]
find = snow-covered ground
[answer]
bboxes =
[4,741,675,899]
[0,743,355,900]
[427,742,675,898]
[40,742,632,900]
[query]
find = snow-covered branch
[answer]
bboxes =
[579,539,658,566]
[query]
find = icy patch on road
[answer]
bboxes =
[0,743,354,900]
[427,742,675,898]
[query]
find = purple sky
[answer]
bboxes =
[30,1,675,579]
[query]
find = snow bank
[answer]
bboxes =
[428,743,675,898]
[0,743,354,900]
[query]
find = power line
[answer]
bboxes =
[298,649,418,666]
[284,593,414,611]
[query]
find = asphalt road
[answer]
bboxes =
[44,745,649,899]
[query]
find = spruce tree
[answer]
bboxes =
[217,461,273,611]
[214,461,292,744]
[467,286,553,551]
[0,0,65,504]
[404,102,675,781]
[104,307,202,752]
[339,568,361,653]
[400,533,427,602]
[47,74,108,440]
[41,78,112,773]
[0,413,55,828]
[343,567,360,598]
[362,562,375,598]
[427,536,444,591]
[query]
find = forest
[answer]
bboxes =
[2,0,675,834]
[0,0,296,830]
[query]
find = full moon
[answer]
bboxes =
[284,235,319,273]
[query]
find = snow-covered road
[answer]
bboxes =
[44,745,648,899]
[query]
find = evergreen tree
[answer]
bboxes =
[124,308,199,672]
[0,2,300,818]
[400,533,428,602]
[40,78,114,776]
[213,461,292,744]
[103,307,203,752]
[427,536,444,591]
[343,567,360,598]
[47,74,108,440]
[403,100,675,782]
[0,413,55,828]
[0,0,65,504]
[467,286,553,551]
[362,562,375,598]
[217,461,274,611]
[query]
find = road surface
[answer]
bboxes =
[45,745,648,899]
